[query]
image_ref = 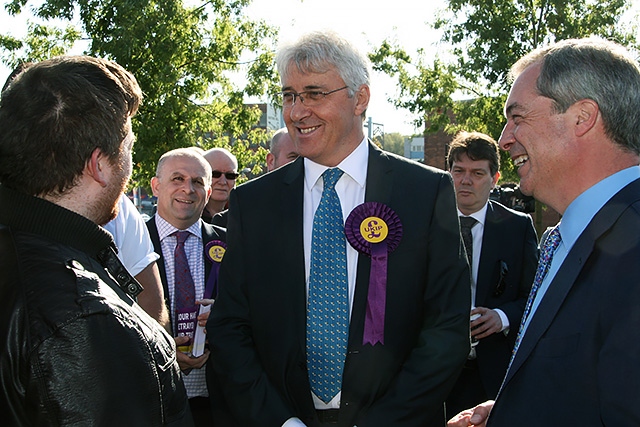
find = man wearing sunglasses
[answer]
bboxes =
[202,147,238,227]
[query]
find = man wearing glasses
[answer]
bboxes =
[208,31,471,427]
[202,147,239,227]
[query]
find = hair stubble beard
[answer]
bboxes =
[96,151,131,226]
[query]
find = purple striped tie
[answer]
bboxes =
[173,231,195,331]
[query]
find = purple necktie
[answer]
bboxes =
[173,231,195,331]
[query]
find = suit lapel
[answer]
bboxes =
[147,216,169,296]
[280,158,307,333]
[504,178,640,385]
[350,143,394,343]
[476,202,499,305]
[363,143,393,205]
[280,157,305,261]
[201,221,226,298]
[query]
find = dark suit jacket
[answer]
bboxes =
[146,216,226,314]
[202,209,228,228]
[208,143,471,427]
[473,201,538,396]
[488,178,640,425]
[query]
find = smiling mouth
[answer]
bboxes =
[513,155,529,168]
[299,126,319,134]
[176,198,194,204]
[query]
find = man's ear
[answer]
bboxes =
[266,152,275,171]
[491,171,501,188]
[150,176,160,197]
[574,99,599,137]
[354,84,370,117]
[85,148,108,187]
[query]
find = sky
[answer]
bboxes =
[242,0,443,135]
[0,0,444,135]
[1,0,639,134]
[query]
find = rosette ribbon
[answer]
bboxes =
[345,202,402,345]
[204,240,227,299]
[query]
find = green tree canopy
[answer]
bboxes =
[375,132,405,156]
[1,0,281,187]
[370,0,637,183]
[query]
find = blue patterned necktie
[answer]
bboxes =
[307,168,349,403]
[511,226,562,361]
[173,231,195,331]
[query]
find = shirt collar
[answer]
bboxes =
[561,165,640,251]
[458,201,488,227]
[155,214,203,241]
[304,137,369,190]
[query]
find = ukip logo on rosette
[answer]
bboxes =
[205,240,227,299]
[361,217,388,243]
[345,202,403,346]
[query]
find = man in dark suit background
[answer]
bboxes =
[146,148,226,426]
[448,37,640,426]
[444,131,538,418]
[207,31,471,427]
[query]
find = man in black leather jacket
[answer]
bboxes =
[0,56,193,426]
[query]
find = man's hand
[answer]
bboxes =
[447,400,494,427]
[174,336,209,372]
[470,307,503,340]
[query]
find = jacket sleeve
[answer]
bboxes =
[499,215,539,331]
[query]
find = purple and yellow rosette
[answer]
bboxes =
[345,202,402,345]
[204,240,227,299]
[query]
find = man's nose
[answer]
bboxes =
[288,99,311,122]
[498,122,514,151]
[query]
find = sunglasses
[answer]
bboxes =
[212,170,239,180]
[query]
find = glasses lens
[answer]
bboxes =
[213,170,239,180]
[303,91,324,106]
[282,92,295,107]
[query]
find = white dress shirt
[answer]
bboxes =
[304,137,368,410]
[459,203,509,332]
[155,214,208,399]
[284,138,369,427]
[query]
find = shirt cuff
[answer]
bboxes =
[282,417,307,427]
[495,308,509,333]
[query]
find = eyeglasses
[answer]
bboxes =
[212,170,239,180]
[281,86,349,108]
